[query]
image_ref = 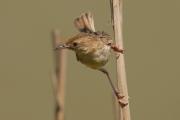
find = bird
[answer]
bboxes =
[55,12,127,106]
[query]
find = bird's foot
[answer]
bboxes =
[110,44,124,54]
[115,91,129,107]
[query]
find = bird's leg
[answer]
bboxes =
[98,68,128,107]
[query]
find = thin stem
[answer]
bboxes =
[110,0,131,120]
[52,29,67,120]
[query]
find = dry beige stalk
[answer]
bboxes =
[52,30,67,120]
[110,0,131,120]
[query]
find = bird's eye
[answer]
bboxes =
[73,42,78,47]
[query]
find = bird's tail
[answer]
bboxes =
[74,12,96,33]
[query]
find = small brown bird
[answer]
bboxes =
[55,12,126,106]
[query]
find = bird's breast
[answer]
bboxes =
[76,45,111,69]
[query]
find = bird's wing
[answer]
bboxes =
[74,12,96,33]
[94,31,113,45]
[74,13,114,46]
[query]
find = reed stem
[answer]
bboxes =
[52,30,67,120]
[110,0,131,120]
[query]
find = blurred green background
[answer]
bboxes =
[0,0,180,120]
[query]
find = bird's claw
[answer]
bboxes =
[115,91,129,107]
[110,44,124,54]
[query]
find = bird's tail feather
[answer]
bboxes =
[74,12,96,33]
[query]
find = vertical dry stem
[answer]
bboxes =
[52,30,67,120]
[110,0,131,120]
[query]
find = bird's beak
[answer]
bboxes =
[54,43,69,51]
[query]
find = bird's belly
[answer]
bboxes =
[76,46,110,69]
[78,54,108,69]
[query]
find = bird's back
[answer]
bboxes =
[73,12,113,45]
[69,12,112,69]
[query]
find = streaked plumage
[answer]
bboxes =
[54,12,126,107]
[55,12,123,69]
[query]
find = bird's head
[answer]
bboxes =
[54,36,93,53]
